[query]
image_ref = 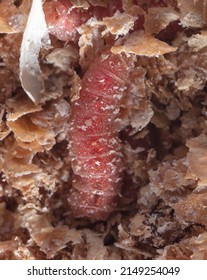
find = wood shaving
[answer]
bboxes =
[189,233,207,259]
[103,11,137,36]
[111,31,177,56]
[188,31,207,51]
[121,67,153,131]
[0,1,26,33]
[186,134,207,185]
[46,46,79,72]
[174,192,207,226]
[177,0,204,28]
[78,19,106,71]
[145,7,180,34]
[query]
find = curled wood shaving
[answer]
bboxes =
[149,159,194,197]
[0,239,19,254]
[3,145,41,178]
[122,67,153,131]
[0,2,26,34]
[46,46,79,72]
[174,192,207,226]
[70,73,82,102]
[32,225,81,259]
[83,230,109,260]
[158,244,191,260]
[122,0,146,16]
[186,133,207,185]
[188,31,207,51]
[115,224,153,259]
[19,0,51,103]
[177,0,204,28]
[103,11,137,36]
[189,233,207,259]
[19,211,77,258]
[7,114,55,152]
[78,19,106,71]
[0,18,15,34]
[129,214,151,238]
[6,95,42,122]
[111,31,177,56]
[145,7,180,34]
[0,106,10,140]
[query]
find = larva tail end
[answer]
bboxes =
[68,189,117,221]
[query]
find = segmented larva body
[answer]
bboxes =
[68,52,133,220]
